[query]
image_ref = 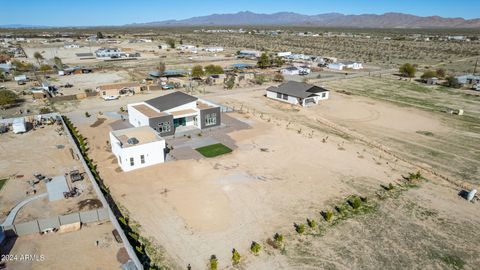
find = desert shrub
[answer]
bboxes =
[209,255,218,270]
[323,210,333,222]
[39,107,52,114]
[294,223,305,234]
[349,197,362,209]
[307,218,317,228]
[274,233,284,243]
[85,111,91,118]
[273,73,284,82]
[387,183,395,191]
[250,241,261,255]
[232,249,241,265]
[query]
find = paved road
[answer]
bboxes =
[1,193,48,227]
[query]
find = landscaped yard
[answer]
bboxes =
[195,143,232,158]
[0,178,7,192]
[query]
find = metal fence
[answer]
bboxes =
[1,208,109,236]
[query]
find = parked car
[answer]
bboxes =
[103,95,119,101]
[162,84,175,90]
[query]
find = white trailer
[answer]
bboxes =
[12,117,26,134]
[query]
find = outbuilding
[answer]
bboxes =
[110,126,166,172]
[12,117,26,134]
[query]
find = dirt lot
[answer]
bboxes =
[0,124,99,223]
[74,107,424,268]
[2,222,125,270]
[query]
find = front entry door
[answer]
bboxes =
[174,117,186,128]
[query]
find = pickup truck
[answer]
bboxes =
[162,85,175,90]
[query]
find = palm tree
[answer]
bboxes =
[33,51,44,66]
[53,56,63,70]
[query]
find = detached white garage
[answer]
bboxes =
[266,81,329,107]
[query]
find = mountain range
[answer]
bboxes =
[126,11,480,28]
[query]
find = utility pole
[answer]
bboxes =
[473,58,478,75]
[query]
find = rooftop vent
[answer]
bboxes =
[127,137,139,145]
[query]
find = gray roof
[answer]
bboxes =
[267,81,329,99]
[145,91,198,112]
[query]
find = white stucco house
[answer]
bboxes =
[328,61,363,71]
[205,47,224,53]
[127,91,222,137]
[95,47,126,58]
[280,66,311,76]
[64,43,81,49]
[110,126,166,172]
[266,81,329,107]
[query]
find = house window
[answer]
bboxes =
[130,157,134,166]
[102,91,106,96]
[205,113,217,126]
[277,92,282,98]
[119,155,122,164]
[140,155,145,164]
[322,92,326,98]
[158,121,171,133]
[282,94,288,100]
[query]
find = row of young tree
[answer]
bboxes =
[399,63,461,88]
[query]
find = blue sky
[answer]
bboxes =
[2,0,479,26]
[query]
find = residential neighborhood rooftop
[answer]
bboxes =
[145,91,198,112]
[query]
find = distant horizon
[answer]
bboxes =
[1,0,479,27]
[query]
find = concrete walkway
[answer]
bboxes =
[1,193,48,227]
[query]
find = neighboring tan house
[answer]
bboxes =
[110,126,166,172]
[98,82,141,98]
[266,81,329,106]
[127,91,221,137]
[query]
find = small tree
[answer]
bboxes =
[209,255,218,270]
[420,70,437,80]
[436,68,446,78]
[399,63,416,78]
[232,248,241,265]
[191,65,205,78]
[166,38,175,49]
[205,64,224,75]
[274,73,284,82]
[157,61,166,76]
[254,74,266,85]
[225,76,235,89]
[257,52,271,69]
[0,90,18,108]
[96,31,104,39]
[445,76,461,88]
[250,241,261,255]
[274,57,285,67]
[39,64,52,76]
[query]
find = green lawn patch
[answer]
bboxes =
[196,143,232,158]
[0,178,8,191]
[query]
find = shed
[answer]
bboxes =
[12,117,26,134]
